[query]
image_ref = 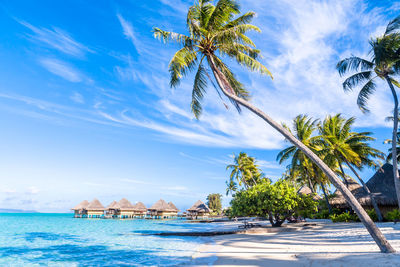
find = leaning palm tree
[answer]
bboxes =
[318,114,385,221]
[154,0,394,252]
[337,16,400,211]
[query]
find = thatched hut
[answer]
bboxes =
[168,202,179,212]
[133,202,147,217]
[148,199,178,218]
[71,200,89,217]
[86,199,105,218]
[187,200,211,219]
[115,198,136,218]
[297,185,322,201]
[330,163,398,215]
[106,200,118,216]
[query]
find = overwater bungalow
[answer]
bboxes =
[133,202,147,217]
[71,200,89,218]
[115,198,136,218]
[330,163,398,215]
[86,198,105,218]
[106,200,118,217]
[187,200,211,219]
[148,199,178,219]
[168,202,179,213]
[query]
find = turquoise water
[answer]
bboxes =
[0,213,216,266]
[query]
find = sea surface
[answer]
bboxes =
[0,213,219,266]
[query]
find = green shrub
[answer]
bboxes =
[386,209,400,222]
[366,209,378,222]
[313,209,330,219]
[330,211,359,222]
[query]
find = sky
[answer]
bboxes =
[0,0,399,212]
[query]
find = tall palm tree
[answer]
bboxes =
[227,152,263,189]
[318,114,385,221]
[277,115,332,213]
[337,16,400,211]
[154,0,394,252]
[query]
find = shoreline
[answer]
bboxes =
[192,221,400,266]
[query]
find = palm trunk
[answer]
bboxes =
[208,55,395,253]
[386,77,400,209]
[320,182,332,214]
[343,159,383,222]
[338,162,349,187]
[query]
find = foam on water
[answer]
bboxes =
[0,213,218,266]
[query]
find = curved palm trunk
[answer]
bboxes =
[343,159,383,222]
[320,182,332,214]
[208,56,395,253]
[386,77,400,209]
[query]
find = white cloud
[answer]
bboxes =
[18,20,92,58]
[39,58,84,82]
[70,92,84,104]
[27,186,39,194]
[117,14,139,49]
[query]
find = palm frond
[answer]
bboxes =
[357,79,376,112]
[153,28,193,47]
[208,0,240,30]
[222,11,256,29]
[385,15,400,35]
[336,56,374,76]
[191,63,208,119]
[342,71,373,92]
[169,47,198,87]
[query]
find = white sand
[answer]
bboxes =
[192,221,400,266]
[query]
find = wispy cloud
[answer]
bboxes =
[39,58,86,83]
[117,14,139,50]
[18,20,93,58]
[70,92,84,104]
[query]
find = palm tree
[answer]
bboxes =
[227,152,263,190]
[337,16,400,211]
[154,0,394,252]
[225,179,238,196]
[277,115,332,213]
[385,133,400,163]
[318,114,385,221]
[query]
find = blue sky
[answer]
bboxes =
[0,0,399,212]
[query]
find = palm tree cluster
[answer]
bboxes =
[337,17,400,209]
[226,152,266,195]
[154,0,396,253]
[277,114,385,221]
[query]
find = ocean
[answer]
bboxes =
[0,213,218,266]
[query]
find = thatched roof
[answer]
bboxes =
[168,202,179,212]
[116,198,135,210]
[133,202,147,212]
[72,200,89,210]
[330,163,398,207]
[106,200,118,209]
[86,198,105,211]
[187,200,211,213]
[297,185,322,201]
[149,199,174,211]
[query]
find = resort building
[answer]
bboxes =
[86,198,105,218]
[168,202,179,213]
[115,198,136,218]
[133,202,147,217]
[106,200,118,217]
[71,200,89,218]
[330,163,398,215]
[187,200,211,219]
[297,185,322,201]
[148,199,178,219]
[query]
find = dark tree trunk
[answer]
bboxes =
[320,182,332,214]
[386,77,400,209]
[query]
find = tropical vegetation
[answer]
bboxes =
[206,193,222,214]
[230,179,317,227]
[154,0,396,252]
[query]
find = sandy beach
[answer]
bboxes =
[192,221,400,266]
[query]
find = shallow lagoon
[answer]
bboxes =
[0,213,217,266]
